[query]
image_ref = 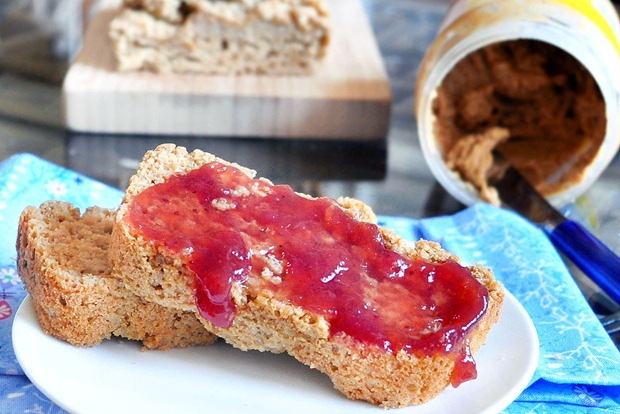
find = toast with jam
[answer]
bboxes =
[110,144,504,408]
[17,201,215,349]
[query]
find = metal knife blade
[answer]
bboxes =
[488,154,620,305]
[489,159,566,228]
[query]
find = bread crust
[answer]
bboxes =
[110,144,504,407]
[17,201,215,349]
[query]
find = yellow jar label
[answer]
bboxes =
[555,0,620,55]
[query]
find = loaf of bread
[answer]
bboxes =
[109,0,331,75]
[110,144,504,408]
[17,201,215,349]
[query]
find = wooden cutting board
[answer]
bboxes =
[62,0,392,140]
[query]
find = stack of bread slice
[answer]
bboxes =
[17,144,504,408]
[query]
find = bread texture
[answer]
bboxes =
[110,144,504,408]
[109,0,330,75]
[17,201,216,349]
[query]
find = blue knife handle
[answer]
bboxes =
[546,220,620,305]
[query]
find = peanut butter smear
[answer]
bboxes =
[446,127,510,206]
[433,40,606,202]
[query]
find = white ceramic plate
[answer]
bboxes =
[13,290,538,414]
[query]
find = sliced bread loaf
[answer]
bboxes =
[109,0,331,75]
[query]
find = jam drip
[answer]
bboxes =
[127,162,489,384]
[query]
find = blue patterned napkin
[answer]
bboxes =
[0,154,619,413]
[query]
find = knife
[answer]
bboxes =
[488,155,620,305]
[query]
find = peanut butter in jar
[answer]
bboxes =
[415,0,620,207]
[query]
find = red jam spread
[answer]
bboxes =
[127,162,489,386]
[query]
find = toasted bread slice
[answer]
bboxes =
[110,144,504,407]
[17,201,215,349]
